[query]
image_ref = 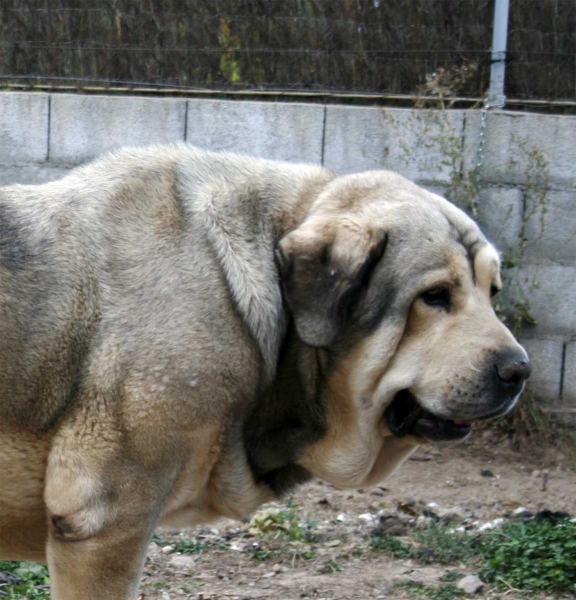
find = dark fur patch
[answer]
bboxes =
[50,515,73,538]
[0,202,35,271]
[277,229,387,348]
[261,464,312,497]
[244,328,326,496]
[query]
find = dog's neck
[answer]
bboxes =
[243,325,329,496]
[238,167,341,496]
[264,168,336,242]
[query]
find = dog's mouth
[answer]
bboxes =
[384,389,472,442]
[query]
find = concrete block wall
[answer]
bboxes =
[0,92,574,420]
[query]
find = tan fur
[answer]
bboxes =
[0,146,528,599]
[0,428,51,561]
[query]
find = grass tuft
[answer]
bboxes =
[168,538,229,554]
[477,518,576,594]
[371,516,576,595]
[394,581,466,600]
[0,561,50,600]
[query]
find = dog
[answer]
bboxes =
[0,144,530,599]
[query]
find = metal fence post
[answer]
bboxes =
[488,0,510,108]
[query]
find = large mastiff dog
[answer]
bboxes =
[0,145,530,598]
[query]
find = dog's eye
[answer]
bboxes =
[421,286,451,309]
[490,284,501,298]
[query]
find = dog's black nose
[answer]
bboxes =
[496,350,531,388]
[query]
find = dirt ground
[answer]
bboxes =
[140,432,576,600]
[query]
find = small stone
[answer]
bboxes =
[532,470,541,477]
[148,542,160,555]
[443,506,469,523]
[325,539,342,547]
[374,514,409,536]
[161,592,171,600]
[161,545,174,554]
[230,542,247,552]
[416,515,432,529]
[478,518,504,532]
[336,513,347,522]
[457,575,484,594]
[169,555,196,569]
[397,500,419,516]
[263,571,276,578]
[358,513,375,522]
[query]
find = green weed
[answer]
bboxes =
[370,533,413,558]
[394,581,466,600]
[249,501,318,543]
[477,518,576,594]
[247,548,282,561]
[318,559,341,574]
[0,561,50,600]
[248,542,316,562]
[371,517,576,596]
[413,525,476,565]
[168,538,229,554]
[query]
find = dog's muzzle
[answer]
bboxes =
[385,349,531,443]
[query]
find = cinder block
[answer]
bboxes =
[562,342,576,407]
[0,165,70,187]
[0,92,49,164]
[506,265,576,337]
[477,187,523,253]
[523,190,576,266]
[519,338,563,404]
[476,111,576,189]
[186,100,324,164]
[50,94,187,165]
[323,106,465,182]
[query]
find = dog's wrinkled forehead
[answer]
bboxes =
[318,171,490,269]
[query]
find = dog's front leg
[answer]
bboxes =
[45,458,174,600]
[44,430,178,600]
[47,515,155,600]
[45,459,174,600]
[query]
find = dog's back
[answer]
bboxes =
[0,144,328,433]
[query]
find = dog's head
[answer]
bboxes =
[276,171,530,488]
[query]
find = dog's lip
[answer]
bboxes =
[460,396,520,423]
[384,389,472,442]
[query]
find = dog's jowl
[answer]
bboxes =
[0,145,530,599]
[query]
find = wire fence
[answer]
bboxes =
[0,0,574,103]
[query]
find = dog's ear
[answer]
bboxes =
[276,219,387,347]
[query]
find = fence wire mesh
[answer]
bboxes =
[1,0,574,102]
